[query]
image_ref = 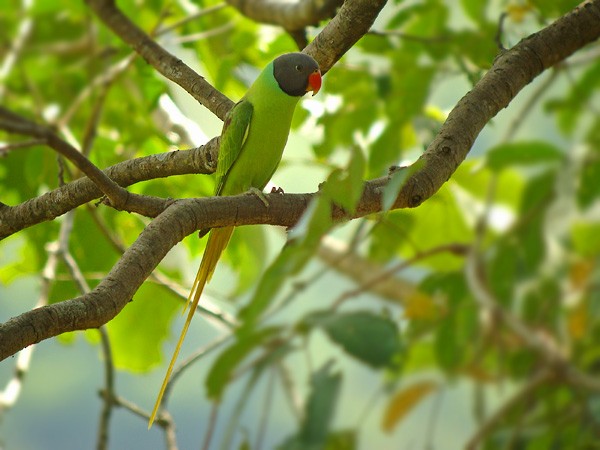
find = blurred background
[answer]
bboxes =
[2,0,600,449]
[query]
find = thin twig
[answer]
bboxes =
[254,368,276,450]
[167,22,235,45]
[0,0,34,100]
[502,67,560,141]
[0,106,134,211]
[156,3,228,36]
[368,29,449,44]
[276,362,303,422]
[495,12,508,50]
[465,370,551,450]
[96,327,114,450]
[0,203,70,411]
[85,0,234,120]
[0,138,45,155]
[201,402,220,450]
[332,242,469,308]
[158,333,232,417]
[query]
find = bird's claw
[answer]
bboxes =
[246,187,269,207]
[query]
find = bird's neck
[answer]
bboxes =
[245,64,301,111]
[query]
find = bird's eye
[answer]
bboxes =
[295,64,303,71]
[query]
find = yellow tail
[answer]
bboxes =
[148,227,234,428]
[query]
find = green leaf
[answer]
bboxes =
[371,184,471,271]
[571,222,600,258]
[420,272,475,371]
[301,362,341,445]
[368,211,414,263]
[278,362,342,450]
[240,194,334,325]
[314,65,379,158]
[486,141,563,171]
[381,168,409,212]
[368,122,402,178]
[488,240,520,306]
[461,0,485,24]
[220,341,295,450]
[205,327,278,400]
[381,160,424,211]
[521,277,560,329]
[452,159,524,208]
[226,226,268,296]
[434,312,461,371]
[319,145,366,214]
[238,239,313,324]
[577,151,600,209]
[306,310,403,369]
[108,283,180,372]
[324,430,356,450]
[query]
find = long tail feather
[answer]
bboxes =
[148,227,234,428]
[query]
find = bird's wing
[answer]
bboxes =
[214,99,254,196]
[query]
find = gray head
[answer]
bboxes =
[272,53,322,97]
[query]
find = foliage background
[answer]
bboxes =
[2,0,600,449]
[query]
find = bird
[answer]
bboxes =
[148,52,321,427]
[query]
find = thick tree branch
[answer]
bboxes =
[84,0,234,121]
[304,0,388,74]
[0,180,382,361]
[0,138,220,239]
[392,0,600,210]
[226,0,342,31]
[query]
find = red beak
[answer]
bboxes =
[306,69,322,96]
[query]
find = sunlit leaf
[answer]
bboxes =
[381,159,424,211]
[571,222,600,258]
[108,283,180,372]
[461,0,485,24]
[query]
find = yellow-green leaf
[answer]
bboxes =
[381,380,438,433]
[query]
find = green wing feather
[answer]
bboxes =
[215,100,253,196]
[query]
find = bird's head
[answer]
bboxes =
[273,53,322,97]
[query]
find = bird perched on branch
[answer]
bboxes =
[149,52,321,427]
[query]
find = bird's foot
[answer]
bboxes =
[270,186,284,194]
[246,187,269,207]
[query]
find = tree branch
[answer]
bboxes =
[84,0,234,121]
[0,107,133,210]
[304,0,388,74]
[0,138,220,239]
[226,0,342,31]
[0,107,173,218]
[391,0,600,211]
[0,180,381,361]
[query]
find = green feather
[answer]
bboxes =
[218,61,301,196]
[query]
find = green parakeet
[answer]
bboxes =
[149,53,321,426]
